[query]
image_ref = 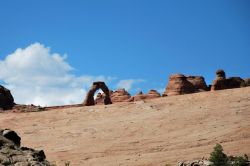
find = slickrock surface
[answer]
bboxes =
[0,87,250,166]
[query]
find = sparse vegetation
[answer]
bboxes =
[230,155,249,166]
[209,143,229,166]
[209,144,249,166]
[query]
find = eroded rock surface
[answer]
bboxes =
[211,70,245,90]
[177,159,212,166]
[0,129,51,166]
[133,91,146,101]
[110,89,132,103]
[186,76,208,91]
[245,78,250,87]
[133,90,161,101]
[94,92,104,105]
[0,85,14,110]
[83,82,112,106]
[163,74,208,96]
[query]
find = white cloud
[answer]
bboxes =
[0,43,114,106]
[116,79,145,91]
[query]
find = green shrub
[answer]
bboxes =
[209,143,229,166]
[209,144,249,166]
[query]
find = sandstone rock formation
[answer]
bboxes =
[12,104,46,113]
[227,77,245,88]
[245,78,250,86]
[95,92,105,105]
[186,76,208,91]
[0,85,14,110]
[83,82,112,106]
[0,129,51,166]
[147,89,161,99]
[211,70,245,90]
[215,69,226,78]
[133,90,161,101]
[211,69,228,90]
[0,129,21,147]
[110,89,132,103]
[177,159,212,166]
[162,74,208,96]
[133,91,146,101]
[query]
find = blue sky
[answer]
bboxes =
[0,0,249,106]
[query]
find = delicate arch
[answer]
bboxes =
[83,82,112,106]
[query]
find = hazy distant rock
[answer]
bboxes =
[133,90,161,101]
[95,88,139,104]
[211,70,245,90]
[110,89,131,103]
[0,85,14,110]
[12,104,46,113]
[245,78,250,86]
[0,129,51,166]
[133,91,146,101]
[146,90,161,99]
[83,82,112,106]
[95,92,105,105]
[162,74,208,96]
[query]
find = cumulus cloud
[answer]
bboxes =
[116,79,145,91]
[0,43,114,106]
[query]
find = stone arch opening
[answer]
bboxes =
[83,81,112,106]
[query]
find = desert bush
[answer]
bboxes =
[209,143,229,166]
[209,144,249,166]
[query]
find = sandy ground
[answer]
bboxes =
[0,87,250,166]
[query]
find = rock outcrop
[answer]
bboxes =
[211,69,228,90]
[83,82,112,106]
[110,89,132,103]
[186,76,208,91]
[146,90,161,99]
[133,91,146,101]
[177,155,250,166]
[245,78,250,86]
[95,92,105,105]
[177,159,212,166]
[162,74,208,96]
[211,70,245,90]
[227,77,245,88]
[0,85,14,110]
[0,129,51,166]
[133,90,161,101]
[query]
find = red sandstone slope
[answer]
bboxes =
[0,87,249,166]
